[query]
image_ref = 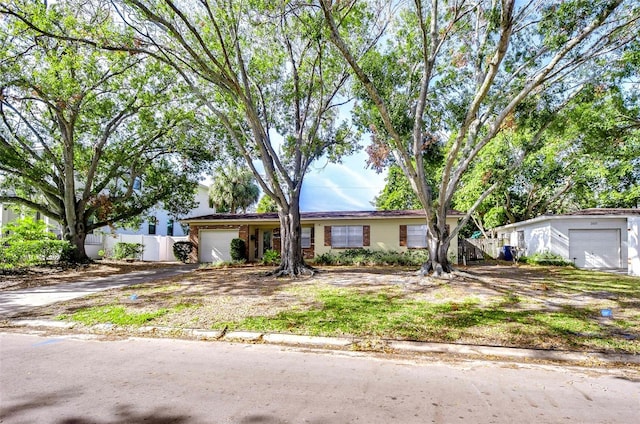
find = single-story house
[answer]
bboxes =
[495,208,640,276]
[181,210,463,264]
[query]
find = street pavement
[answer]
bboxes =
[1,333,638,424]
[0,265,197,317]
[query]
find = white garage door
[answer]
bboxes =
[199,230,239,263]
[569,229,620,269]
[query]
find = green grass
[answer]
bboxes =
[218,286,640,353]
[540,267,640,298]
[58,305,170,326]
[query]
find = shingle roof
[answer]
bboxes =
[182,209,464,222]
[559,208,640,216]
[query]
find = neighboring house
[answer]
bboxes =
[495,208,640,276]
[114,183,213,237]
[181,210,463,264]
[0,202,62,237]
[101,183,215,261]
[2,183,215,261]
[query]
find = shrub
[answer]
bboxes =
[314,249,428,266]
[519,251,574,267]
[315,252,337,265]
[230,238,247,261]
[173,241,194,263]
[261,249,280,265]
[113,242,144,260]
[0,217,70,267]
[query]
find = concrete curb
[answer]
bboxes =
[7,319,640,365]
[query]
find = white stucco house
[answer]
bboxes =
[495,208,640,276]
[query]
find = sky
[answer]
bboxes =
[299,149,387,212]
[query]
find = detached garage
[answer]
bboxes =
[496,209,640,276]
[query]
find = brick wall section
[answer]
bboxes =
[238,225,249,259]
[272,228,281,253]
[188,224,248,263]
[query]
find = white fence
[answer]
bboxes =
[96,234,188,262]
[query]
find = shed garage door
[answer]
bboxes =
[199,230,239,263]
[569,229,620,269]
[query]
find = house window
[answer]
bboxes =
[331,225,363,248]
[517,231,525,249]
[167,219,174,237]
[301,227,311,249]
[133,177,142,191]
[148,218,157,235]
[407,225,428,248]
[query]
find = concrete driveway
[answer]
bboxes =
[0,264,197,317]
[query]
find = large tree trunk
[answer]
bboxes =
[420,223,453,277]
[63,220,90,263]
[271,195,314,277]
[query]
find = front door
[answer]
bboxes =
[260,230,272,259]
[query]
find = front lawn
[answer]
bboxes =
[47,264,640,354]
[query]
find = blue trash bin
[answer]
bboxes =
[501,246,513,261]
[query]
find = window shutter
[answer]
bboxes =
[324,226,331,246]
[363,225,370,246]
[399,225,407,247]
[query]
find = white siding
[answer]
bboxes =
[629,217,640,276]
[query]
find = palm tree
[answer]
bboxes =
[208,165,260,213]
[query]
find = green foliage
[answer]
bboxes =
[0,217,70,268]
[261,249,281,265]
[3,217,55,241]
[209,165,260,213]
[0,5,217,261]
[256,195,278,213]
[172,241,194,263]
[59,305,169,326]
[314,249,428,266]
[321,0,639,272]
[113,243,144,261]
[374,165,422,210]
[519,252,575,267]
[229,238,247,261]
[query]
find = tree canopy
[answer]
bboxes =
[0,3,215,260]
[321,0,640,274]
[208,165,259,214]
[103,0,362,275]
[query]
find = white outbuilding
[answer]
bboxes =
[495,209,640,276]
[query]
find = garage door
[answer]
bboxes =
[569,229,620,269]
[199,230,239,263]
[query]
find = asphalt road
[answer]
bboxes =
[1,333,638,424]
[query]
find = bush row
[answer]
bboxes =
[0,239,71,269]
[518,251,574,267]
[314,249,429,266]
